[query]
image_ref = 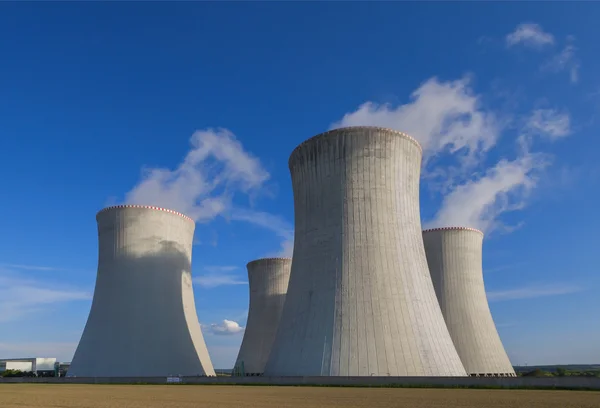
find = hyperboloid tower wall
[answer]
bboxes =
[233,258,292,376]
[68,205,215,377]
[264,126,467,377]
[422,227,516,377]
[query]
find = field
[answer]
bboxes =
[1,384,600,408]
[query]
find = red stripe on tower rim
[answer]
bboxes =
[96,205,195,223]
[246,257,292,267]
[422,226,484,235]
[288,126,423,170]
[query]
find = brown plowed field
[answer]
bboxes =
[1,384,599,408]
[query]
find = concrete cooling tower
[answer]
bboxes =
[68,205,215,377]
[264,126,467,377]
[233,258,292,376]
[422,227,516,377]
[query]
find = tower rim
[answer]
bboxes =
[96,205,195,223]
[288,126,422,170]
[246,257,292,268]
[423,226,484,236]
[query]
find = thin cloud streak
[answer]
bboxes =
[230,209,294,257]
[0,264,60,271]
[203,266,239,273]
[506,22,555,49]
[485,262,530,273]
[541,43,580,84]
[487,284,582,302]
[0,272,92,322]
[193,273,247,289]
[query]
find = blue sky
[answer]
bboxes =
[1,3,599,369]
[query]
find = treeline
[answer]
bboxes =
[1,370,36,378]
[518,368,600,378]
[0,370,56,378]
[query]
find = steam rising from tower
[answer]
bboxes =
[68,205,215,377]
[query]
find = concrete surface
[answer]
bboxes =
[68,205,215,377]
[234,258,292,376]
[423,227,515,377]
[265,126,466,377]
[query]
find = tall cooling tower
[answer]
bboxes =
[233,257,291,376]
[264,126,467,377]
[422,227,516,377]
[68,205,215,377]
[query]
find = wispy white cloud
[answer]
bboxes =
[0,269,92,322]
[487,284,582,302]
[331,76,499,169]
[207,319,245,336]
[524,109,572,140]
[204,266,238,273]
[424,153,549,234]
[505,23,579,84]
[230,209,294,257]
[193,266,247,289]
[0,263,60,271]
[516,107,572,154]
[541,42,580,84]
[124,128,270,222]
[506,23,555,49]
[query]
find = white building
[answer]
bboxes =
[0,358,57,374]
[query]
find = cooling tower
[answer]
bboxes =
[68,205,215,377]
[233,258,292,376]
[422,227,516,377]
[264,126,467,377]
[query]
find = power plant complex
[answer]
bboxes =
[65,126,513,379]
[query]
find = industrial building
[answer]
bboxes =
[55,361,71,377]
[68,205,215,377]
[422,227,516,377]
[0,358,56,375]
[233,257,291,376]
[264,126,467,377]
